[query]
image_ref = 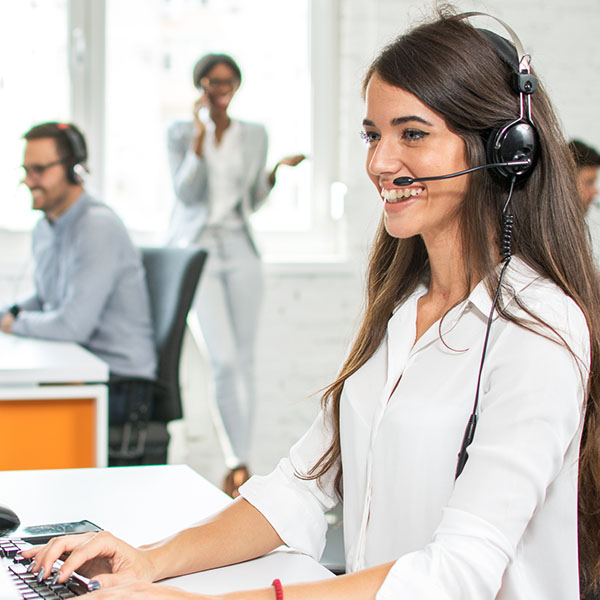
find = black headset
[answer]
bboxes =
[57,123,88,184]
[389,15,541,478]
[454,13,540,479]
[470,13,539,181]
[393,15,540,189]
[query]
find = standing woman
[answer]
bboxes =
[166,54,304,496]
[26,9,600,600]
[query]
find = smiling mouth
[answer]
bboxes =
[215,94,233,106]
[381,188,423,203]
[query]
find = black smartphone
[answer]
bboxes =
[13,519,102,545]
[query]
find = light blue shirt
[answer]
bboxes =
[11,192,156,379]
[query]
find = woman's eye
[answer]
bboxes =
[360,130,380,145]
[402,129,429,142]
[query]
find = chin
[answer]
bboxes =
[383,219,419,240]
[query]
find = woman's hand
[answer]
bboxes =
[269,154,307,186]
[21,531,156,589]
[192,96,209,156]
[278,154,307,168]
[193,96,209,130]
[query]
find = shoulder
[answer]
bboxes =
[586,203,600,227]
[513,261,586,327]
[506,258,589,358]
[32,216,49,236]
[167,119,194,141]
[237,119,267,139]
[77,196,129,240]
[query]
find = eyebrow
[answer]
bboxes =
[362,115,433,127]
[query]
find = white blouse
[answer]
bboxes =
[203,118,245,228]
[240,257,590,600]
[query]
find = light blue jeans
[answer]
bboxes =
[192,226,263,468]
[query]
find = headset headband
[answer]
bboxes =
[459,11,531,73]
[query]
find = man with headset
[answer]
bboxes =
[569,139,600,210]
[0,122,157,426]
[569,139,600,266]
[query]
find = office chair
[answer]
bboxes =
[108,246,208,466]
[321,503,346,575]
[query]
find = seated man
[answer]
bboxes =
[0,122,157,425]
[569,139,600,210]
[569,139,600,266]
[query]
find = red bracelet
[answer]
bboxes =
[271,578,284,600]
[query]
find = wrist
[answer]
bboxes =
[269,166,278,187]
[139,545,167,582]
[272,579,284,600]
[9,305,20,318]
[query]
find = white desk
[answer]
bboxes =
[0,465,334,594]
[0,332,109,469]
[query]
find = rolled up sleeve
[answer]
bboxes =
[240,409,340,560]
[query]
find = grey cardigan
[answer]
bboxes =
[166,119,272,253]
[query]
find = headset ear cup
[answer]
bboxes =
[487,120,538,179]
[58,124,87,184]
[63,161,79,184]
[71,164,85,184]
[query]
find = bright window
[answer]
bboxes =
[0,0,343,261]
[0,0,70,230]
[104,0,341,259]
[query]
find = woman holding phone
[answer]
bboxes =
[166,54,304,497]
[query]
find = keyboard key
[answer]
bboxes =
[9,562,30,575]
[3,537,88,597]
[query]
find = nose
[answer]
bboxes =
[367,137,405,179]
[23,171,36,188]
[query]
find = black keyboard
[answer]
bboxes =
[0,538,94,598]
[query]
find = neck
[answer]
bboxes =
[46,186,84,222]
[210,108,230,130]
[422,226,471,307]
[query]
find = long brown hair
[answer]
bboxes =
[305,7,600,591]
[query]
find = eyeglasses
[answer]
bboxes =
[21,158,67,179]
[200,77,238,90]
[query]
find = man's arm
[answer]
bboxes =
[11,212,127,342]
[0,294,42,333]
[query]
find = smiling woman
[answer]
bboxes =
[165,52,306,498]
[361,78,469,247]
[17,8,600,600]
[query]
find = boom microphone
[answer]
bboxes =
[392,159,531,186]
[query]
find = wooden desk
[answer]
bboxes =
[0,465,334,594]
[0,333,109,470]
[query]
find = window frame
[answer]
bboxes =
[70,0,344,262]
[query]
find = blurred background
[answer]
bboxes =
[1,0,599,486]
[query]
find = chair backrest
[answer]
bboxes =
[140,246,208,423]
